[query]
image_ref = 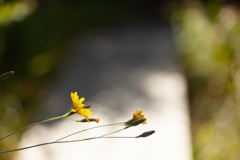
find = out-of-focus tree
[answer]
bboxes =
[172,1,240,159]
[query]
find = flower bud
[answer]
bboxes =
[124,118,146,129]
[0,71,14,80]
[77,118,99,123]
[136,130,155,138]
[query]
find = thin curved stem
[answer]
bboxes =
[100,128,126,138]
[0,142,54,154]
[0,136,135,154]
[0,112,73,141]
[0,117,130,154]
[54,122,124,142]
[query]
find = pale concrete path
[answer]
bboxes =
[15,22,192,160]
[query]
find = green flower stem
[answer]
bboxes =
[0,112,74,141]
[63,117,77,121]
[0,135,135,154]
[0,122,149,154]
[54,122,124,142]
[0,142,55,154]
[99,136,134,139]
[99,128,126,138]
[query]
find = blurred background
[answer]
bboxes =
[1,0,240,159]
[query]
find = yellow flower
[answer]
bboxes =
[71,92,92,122]
[133,110,147,124]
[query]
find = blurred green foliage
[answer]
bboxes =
[172,1,240,159]
[0,1,40,159]
[0,0,166,159]
[3,0,240,159]
[0,1,38,159]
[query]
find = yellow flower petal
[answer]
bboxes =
[82,108,92,115]
[71,92,92,122]
[71,109,76,112]
[78,97,85,104]
[133,110,147,124]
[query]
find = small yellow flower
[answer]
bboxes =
[133,110,147,124]
[71,92,92,122]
